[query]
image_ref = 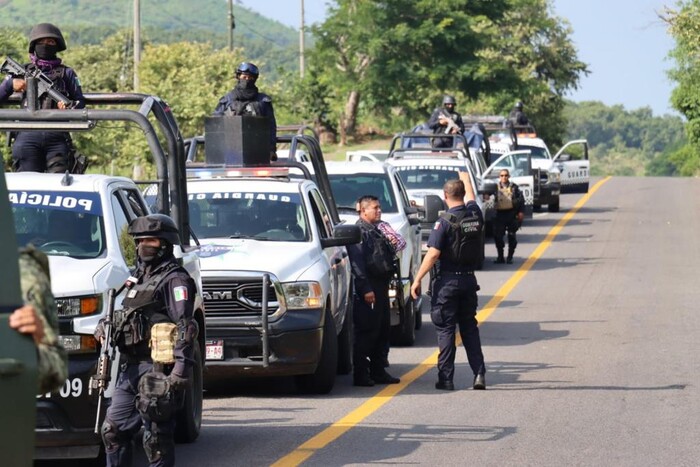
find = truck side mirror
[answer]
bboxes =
[423,194,445,224]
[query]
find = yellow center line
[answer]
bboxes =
[272,177,612,467]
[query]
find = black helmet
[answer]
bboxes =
[514,101,524,110]
[128,214,181,245]
[443,95,457,106]
[236,62,259,80]
[28,23,66,53]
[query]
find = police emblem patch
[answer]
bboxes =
[173,286,188,301]
[433,221,441,230]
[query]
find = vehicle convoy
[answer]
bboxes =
[0,91,205,461]
[487,121,589,212]
[380,134,496,269]
[185,125,360,394]
[322,161,423,345]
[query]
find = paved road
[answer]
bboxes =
[45,176,700,466]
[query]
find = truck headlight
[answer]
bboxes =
[548,171,560,184]
[55,295,101,317]
[59,335,98,354]
[282,282,323,310]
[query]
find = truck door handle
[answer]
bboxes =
[0,358,24,377]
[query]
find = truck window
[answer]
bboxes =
[327,173,398,213]
[309,189,332,239]
[10,191,105,259]
[111,193,136,268]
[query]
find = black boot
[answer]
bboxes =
[507,247,514,264]
[494,247,505,264]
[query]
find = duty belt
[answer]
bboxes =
[441,270,474,275]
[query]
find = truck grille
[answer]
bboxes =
[202,277,279,317]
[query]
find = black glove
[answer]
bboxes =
[167,372,190,391]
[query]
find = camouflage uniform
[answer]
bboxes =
[19,245,67,394]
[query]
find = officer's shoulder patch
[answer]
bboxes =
[173,285,188,302]
[261,95,272,103]
[433,220,441,230]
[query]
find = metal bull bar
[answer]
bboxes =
[0,85,191,244]
[226,274,271,367]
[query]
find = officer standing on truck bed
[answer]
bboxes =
[95,214,197,467]
[0,23,85,172]
[213,61,277,159]
[410,174,486,391]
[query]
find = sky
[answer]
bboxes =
[241,0,677,116]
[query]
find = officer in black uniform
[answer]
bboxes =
[96,214,197,467]
[347,195,402,387]
[427,95,465,148]
[492,169,525,264]
[213,61,277,157]
[508,101,530,126]
[0,23,85,172]
[411,175,486,391]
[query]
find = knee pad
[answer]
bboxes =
[46,155,69,173]
[101,419,122,453]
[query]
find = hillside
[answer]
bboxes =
[0,0,301,75]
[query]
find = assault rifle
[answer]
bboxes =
[1,56,74,108]
[88,280,131,433]
[439,109,462,135]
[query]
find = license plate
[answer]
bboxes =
[206,339,224,361]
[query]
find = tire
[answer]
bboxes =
[295,307,338,394]
[391,298,415,346]
[174,342,203,443]
[336,292,353,375]
[548,196,560,212]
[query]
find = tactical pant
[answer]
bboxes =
[102,361,176,467]
[430,272,485,383]
[353,277,391,378]
[493,209,519,255]
[11,131,71,173]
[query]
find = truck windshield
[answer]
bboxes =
[10,191,106,259]
[327,173,398,213]
[188,192,309,241]
[393,166,464,191]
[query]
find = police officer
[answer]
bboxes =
[493,169,525,264]
[428,95,465,148]
[347,195,403,387]
[213,61,277,158]
[96,214,197,467]
[9,245,67,394]
[0,23,85,172]
[508,100,530,126]
[410,174,486,391]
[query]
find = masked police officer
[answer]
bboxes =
[427,95,465,148]
[411,174,486,391]
[0,23,85,172]
[213,61,277,158]
[96,214,197,467]
[493,169,525,264]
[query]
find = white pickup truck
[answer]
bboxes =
[184,132,360,394]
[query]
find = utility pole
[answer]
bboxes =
[228,0,235,51]
[133,0,141,91]
[299,0,305,78]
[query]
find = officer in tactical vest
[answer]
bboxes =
[9,245,67,394]
[347,195,404,387]
[213,61,277,158]
[411,175,486,391]
[493,169,525,264]
[95,214,197,467]
[0,23,85,172]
